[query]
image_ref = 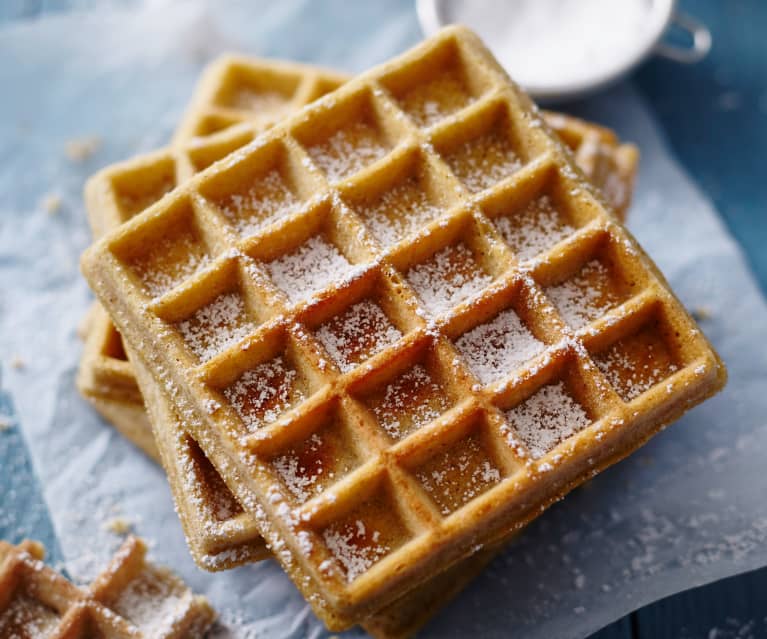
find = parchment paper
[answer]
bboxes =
[1,2,766,637]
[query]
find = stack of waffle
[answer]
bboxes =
[76,27,724,637]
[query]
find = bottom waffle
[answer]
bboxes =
[127,342,501,639]
[0,536,215,638]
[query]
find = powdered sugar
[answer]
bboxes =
[272,434,325,504]
[224,356,305,430]
[455,309,545,385]
[220,169,302,237]
[315,300,402,372]
[357,176,443,248]
[307,121,388,181]
[595,332,679,402]
[445,131,522,193]
[266,236,353,305]
[494,195,575,260]
[546,260,616,328]
[131,233,209,297]
[505,381,591,458]
[416,434,502,515]
[368,364,448,439]
[323,520,388,582]
[407,243,492,316]
[112,568,186,635]
[176,292,255,361]
[0,594,61,637]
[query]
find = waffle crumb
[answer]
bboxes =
[0,416,12,432]
[10,355,25,370]
[103,517,133,535]
[41,193,62,215]
[691,306,712,321]
[65,135,101,162]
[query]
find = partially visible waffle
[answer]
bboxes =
[82,26,724,629]
[0,536,215,638]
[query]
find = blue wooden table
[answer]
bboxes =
[0,0,764,636]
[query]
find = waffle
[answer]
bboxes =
[78,56,638,575]
[82,28,719,629]
[0,536,215,638]
[78,57,637,461]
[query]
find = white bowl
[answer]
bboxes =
[417,0,711,103]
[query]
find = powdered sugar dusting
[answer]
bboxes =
[505,381,591,458]
[396,72,475,128]
[220,169,302,237]
[176,292,255,361]
[407,243,492,316]
[546,260,618,328]
[494,195,575,260]
[130,232,209,297]
[455,309,545,385]
[368,364,448,439]
[416,434,502,515]
[358,176,443,248]
[322,520,389,582]
[594,328,679,402]
[445,131,522,193]
[315,300,402,372]
[112,568,186,635]
[224,356,305,430]
[307,121,388,181]
[0,593,61,637]
[266,236,352,305]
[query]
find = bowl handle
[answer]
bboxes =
[654,11,712,64]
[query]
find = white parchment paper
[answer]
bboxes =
[1,2,765,637]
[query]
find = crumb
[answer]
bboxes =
[691,306,712,321]
[41,193,62,214]
[103,517,133,535]
[10,355,25,370]
[65,136,101,162]
[0,416,12,432]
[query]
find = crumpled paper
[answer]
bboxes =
[1,2,766,637]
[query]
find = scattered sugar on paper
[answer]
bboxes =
[455,309,545,385]
[505,381,590,458]
[407,243,492,317]
[267,236,352,305]
[316,300,402,372]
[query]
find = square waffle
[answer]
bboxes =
[78,55,638,574]
[78,56,637,462]
[81,28,713,629]
[0,536,214,638]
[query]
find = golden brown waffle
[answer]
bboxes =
[81,26,724,629]
[78,54,638,580]
[0,536,215,638]
[78,62,637,460]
